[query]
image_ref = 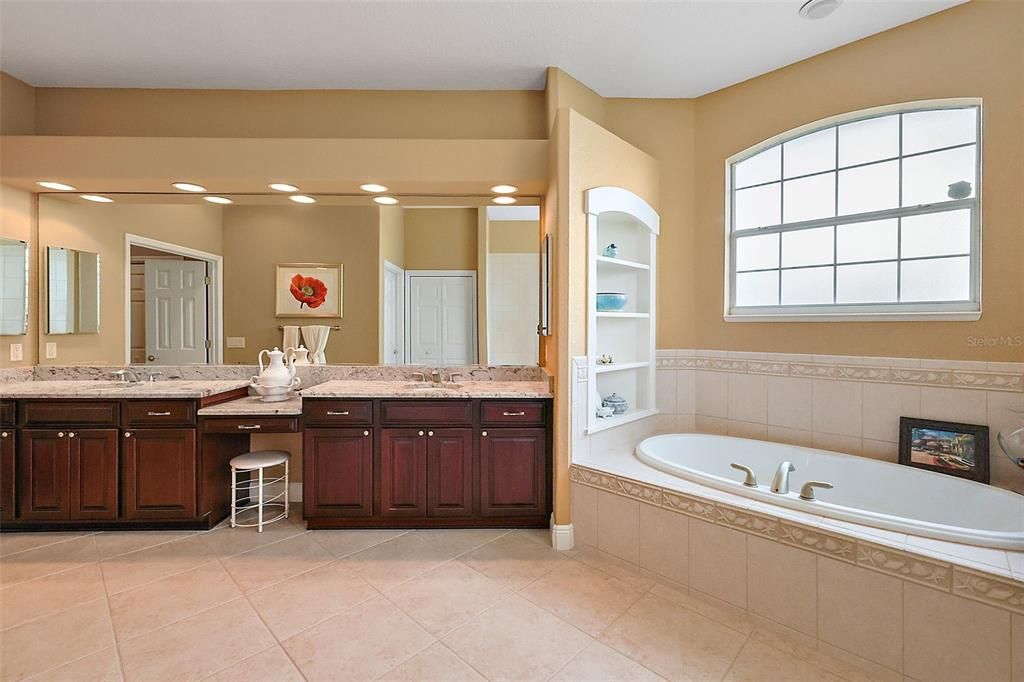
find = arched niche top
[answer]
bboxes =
[584,186,660,236]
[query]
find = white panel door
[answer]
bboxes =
[144,260,209,365]
[407,274,475,367]
[382,262,404,365]
[440,276,474,365]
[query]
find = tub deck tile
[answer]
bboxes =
[856,541,952,591]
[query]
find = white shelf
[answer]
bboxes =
[587,408,659,435]
[594,361,650,374]
[596,311,649,319]
[596,256,650,271]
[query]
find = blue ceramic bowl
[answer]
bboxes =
[596,292,628,312]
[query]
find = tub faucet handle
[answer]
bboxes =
[730,463,758,487]
[799,481,834,501]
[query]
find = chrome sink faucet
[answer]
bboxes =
[430,369,443,384]
[112,368,143,384]
[770,461,796,494]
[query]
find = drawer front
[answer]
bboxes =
[124,400,196,427]
[380,400,472,426]
[22,401,119,426]
[480,401,547,426]
[201,417,300,434]
[304,400,373,426]
[0,402,14,427]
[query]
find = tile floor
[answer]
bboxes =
[0,507,881,681]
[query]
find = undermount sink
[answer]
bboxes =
[402,382,464,391]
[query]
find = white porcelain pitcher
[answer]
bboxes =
[254,347,299,388]
[286,345,312,366]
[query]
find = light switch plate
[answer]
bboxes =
[9,343,22,362]
[226,336,246,349]
[45,342,57,359]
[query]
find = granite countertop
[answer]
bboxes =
[300,379,552,399]
[0,380,251,399]
[197,395,303,416]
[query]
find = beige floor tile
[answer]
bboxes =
[571,483,599,548]
[746,535,817,637]
[597,490,640,564]
[0,535,98,587]
[221,532,333,593]
[413,528,510,556]
[599,593,747,681]
[0,532,93,558]
[99,534,214,595]
[119,598,275,681]
[93,530,196,560]
[459,531,567,590]
[689,519,748,608]
[725,639,841,681]
[749,626,898,682]
[0,562,106,630]
[515,528,554,547]
[206,645,304,682]
[520,560,644,636]
[341,532,460,591]
[30,646,122,682]
[638,504,689,586]
[378,642,485,681]
[247,560,378,640]
[385,560,510,636]
[0,598,114,680]
[282,595,435,681]
[649,582,755,635]
[311,529,409,558]
[551,640,665,681]
[197,519,305,559]
[903,583,1011,682]
[566,544,657,592]
[109,561,242,640]
[443,595,593,681]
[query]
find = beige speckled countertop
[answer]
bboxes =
[300,380,552,399]
[0,380,251,399]
[197,395,303,416]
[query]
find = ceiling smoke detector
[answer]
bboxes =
[799,0,842,20]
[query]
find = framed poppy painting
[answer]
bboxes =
[275,264,342,318]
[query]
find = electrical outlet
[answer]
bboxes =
[9,343,22,362]
[45,342,57,359]
[226,336,246,349]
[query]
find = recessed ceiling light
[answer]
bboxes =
[172,182,207,192]
[269,183,299,192]
[37,181,76,191]
[80,194,113,203]
[204,196,233,205]
[289,195,317,204]
[799,0,842,19]
[492,196,517,205]
[373,196,399,205]
[490,184,518,194]
[360,183,389,193]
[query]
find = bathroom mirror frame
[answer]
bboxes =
[0,237,29,336]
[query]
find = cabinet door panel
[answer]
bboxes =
[427,428,473,517]
[479,428,547,517]
[17,430,70,520]
[303,428,373,517]
[122,429,197,519]
[70,429,118,520]
[1,430,14,522]
[380,429,427,517]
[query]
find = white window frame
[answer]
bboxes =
[723,98,982,322]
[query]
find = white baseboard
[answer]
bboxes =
[550,516,574,551]
[289,482,303,502]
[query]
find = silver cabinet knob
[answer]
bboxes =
[363,430,370,436]
[68,432,76,438]
[58,432,65,438]
[418,431,424,437]
[481,431,487,437]
[125,432,132,438]
[1,432,8,438]
[428,431,434,437]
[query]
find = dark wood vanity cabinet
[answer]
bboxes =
[121,428,197,520]
[1,403,15,522]
[479,428,548,517]
[303,427,374,518]
[17,428,118,521]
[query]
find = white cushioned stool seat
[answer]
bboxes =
[230,450,289,471]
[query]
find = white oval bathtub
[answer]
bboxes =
[636,434,1024,550]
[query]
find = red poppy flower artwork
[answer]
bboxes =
[289,274,328,309]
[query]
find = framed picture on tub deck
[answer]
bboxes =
[275,264,343,318]
[899,417,989,484]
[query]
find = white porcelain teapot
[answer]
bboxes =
[252,347,301,389]
[286,345,312,366]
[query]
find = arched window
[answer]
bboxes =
[725,100,981,321]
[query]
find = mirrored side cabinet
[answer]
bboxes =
[0,238,29,336]
[46,246,100,334]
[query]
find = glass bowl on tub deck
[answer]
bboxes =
[596,292,628,312]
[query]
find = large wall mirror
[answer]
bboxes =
[0,237,29,335]
[46,246,100,334]
[36,193,544,367]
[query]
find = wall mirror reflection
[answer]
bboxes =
[37,193,543,366]
[46,246,100,335]
[0,237,29,335]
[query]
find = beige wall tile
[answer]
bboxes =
[861,438,898,463]
[597,490,640,564]
[862,383,919,442]
[904,583,1011,682]
[689,519,747,608]
[695,415,729,435]
[677,370,696,416]
[727,373,767,423]
[571,482,599,548]
[638,504,689,585]
[812,432,862,456]
[767,376,814,430]
[920,386,987,425]
[728,420,767,440]
[656,369,677,413]
[817,557,903,672]
[696,371,728,418]
[767,425,814,448]
[812,380,863,437]
[747,536,817,637]
[1013,614,1024,682]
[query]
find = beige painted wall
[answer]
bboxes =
[489,220,540,254]
[222,205,380,365]
[0,72,35,135]
[1,184,37,365]
[37,198,223,365]
[403,208,478,271]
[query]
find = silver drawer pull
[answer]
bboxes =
[502,411,526,416]
[327,411,350,416]
[237,424,262,430]
[147,411,171,416]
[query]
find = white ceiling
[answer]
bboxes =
[0,0,965,98]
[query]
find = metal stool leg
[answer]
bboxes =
[284,459,290,518]
[257,466,265,533]
[230,466,237,528]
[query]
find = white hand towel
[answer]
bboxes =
[282,325,300,354]
[301,325,331,364]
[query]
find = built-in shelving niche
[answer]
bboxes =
[585,187,659,434]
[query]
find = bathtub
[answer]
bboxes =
[636,434,1024,550]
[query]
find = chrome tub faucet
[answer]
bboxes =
[770,461,796,494]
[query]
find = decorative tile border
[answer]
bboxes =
[655,350,1023,393]
[570,463,1024,614]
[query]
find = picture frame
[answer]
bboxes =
[899,417,989,484]
[274,263,343,318]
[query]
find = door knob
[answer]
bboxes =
[148,355,156,361]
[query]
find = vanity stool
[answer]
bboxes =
[229,450,290,532]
